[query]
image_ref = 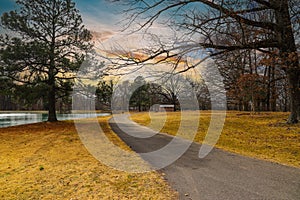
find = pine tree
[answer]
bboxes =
[0,0,92,121]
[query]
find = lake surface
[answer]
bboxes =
[0,112,110,128]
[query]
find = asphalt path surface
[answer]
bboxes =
[109,114,300,200]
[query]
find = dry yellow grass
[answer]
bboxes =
[130,111,300,168]
[0,117,177,200]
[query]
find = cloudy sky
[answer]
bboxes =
[0,0,209,75]
[0,0,123,38]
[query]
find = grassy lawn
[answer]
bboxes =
[130,111,300,168]
[0,116,177,200]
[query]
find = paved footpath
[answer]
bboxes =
[109,114,300,200]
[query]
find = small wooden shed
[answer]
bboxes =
[159,105,174,112]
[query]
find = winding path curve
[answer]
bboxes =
[109,114,300,200]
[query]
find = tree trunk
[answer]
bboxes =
[286,70,300,123]
[48,81,57,122]
[273,0,299,123]
[172,93,177,111]
[48,4,57,122]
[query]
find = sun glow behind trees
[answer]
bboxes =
[107,0,300,123]
[0,0,299,124]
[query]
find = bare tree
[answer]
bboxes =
[111,0,299,123]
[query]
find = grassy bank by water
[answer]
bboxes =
[0,117,177,200]
[131,111,300,168]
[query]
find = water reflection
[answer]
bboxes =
[0,113,110,128]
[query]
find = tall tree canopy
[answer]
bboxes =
[0,0,92,121]
[114,0,299,123]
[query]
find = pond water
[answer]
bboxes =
[0,112,110,128]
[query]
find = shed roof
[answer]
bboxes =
[159,105,174,108]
